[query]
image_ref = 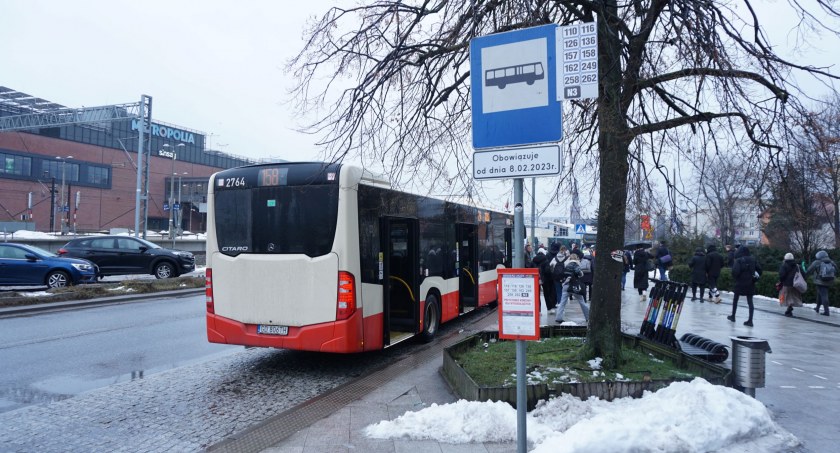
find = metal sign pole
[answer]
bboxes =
[513,177,526,453]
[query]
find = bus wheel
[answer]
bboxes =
[420,293,440,343]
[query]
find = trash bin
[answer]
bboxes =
[730,336,772,397]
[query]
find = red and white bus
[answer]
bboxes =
[205,162,513,352]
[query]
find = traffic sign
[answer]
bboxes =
[470,24,562,149]
[174,203,181,210]
[163,203,169,211]
[473,144,561,180]
[557,21,599,101]
[575,224,586,234]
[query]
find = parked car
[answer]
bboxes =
[58,236,195,279]
[0,242,98,288]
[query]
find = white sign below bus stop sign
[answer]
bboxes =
[497,269,540,341]
[473,144,562,180]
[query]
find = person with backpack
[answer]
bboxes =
[728,246,762,327]
[655,240,672,281]
[688,247,707,302]
[704,244,725,303]
[553,252,588,324]
[778,252,804,317]
[804,250,837,316]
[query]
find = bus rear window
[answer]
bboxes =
[214,185,339,257]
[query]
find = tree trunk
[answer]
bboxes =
[584,1,631,368]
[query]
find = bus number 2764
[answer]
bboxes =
[219,177,247,188]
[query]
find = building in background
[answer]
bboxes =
[0,86,263,234]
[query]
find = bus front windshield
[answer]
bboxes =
[214,184,339,257]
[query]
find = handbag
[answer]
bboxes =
[793,269,808,293]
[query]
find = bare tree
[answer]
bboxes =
[796,96,840,247]
[289,1,840,366]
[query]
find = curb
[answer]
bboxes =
[0,287,205,317]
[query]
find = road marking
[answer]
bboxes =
[780,385,797,389]
[814,375,827,380]
[792,368,804,372]
[808,386,826,389]
[771,360,783,365]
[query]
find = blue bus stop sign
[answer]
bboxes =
[470,24,562,149]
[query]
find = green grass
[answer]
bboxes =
[0,276,205,308]
[456,337,698,387]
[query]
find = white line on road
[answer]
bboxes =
[814,375,827,380]
[808,386,826,389]
[792,368,804,372]
[779,385,796,389]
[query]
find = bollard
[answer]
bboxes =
[729,336,772,397]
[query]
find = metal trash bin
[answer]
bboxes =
[730,336,772,397]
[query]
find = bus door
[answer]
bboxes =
[456,223,478,313]
[380,216,419,346]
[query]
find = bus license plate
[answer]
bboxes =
[257,325,288,335]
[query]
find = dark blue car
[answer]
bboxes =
[0,242,97,288]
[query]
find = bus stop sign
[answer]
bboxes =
[470,25,562,149]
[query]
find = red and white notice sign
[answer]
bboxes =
[497,268,540,341]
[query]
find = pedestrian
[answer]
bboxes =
[633,244,653,302]
[778,252,803,317]
[553,252,588,324]
[523,243,533,268]
[532,246,550,310]
[728,246,762,327]
[803,250,837,316]
[688,247,707,302]
[537,244,560,313]
[655,240,672,281]
[580,248,594,302]
[704,244,724,303]
[621,249,633,290]
[725,244,736,268]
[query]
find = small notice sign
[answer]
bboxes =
[497,268,540,341]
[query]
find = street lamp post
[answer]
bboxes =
[162,144,184,244]
[177,172,188,241]
[56,155,73,235]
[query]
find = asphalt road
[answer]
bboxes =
[0,292,238,414]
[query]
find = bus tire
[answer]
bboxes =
[420,292,440,343]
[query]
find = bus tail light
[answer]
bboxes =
[205,268,215,314]
[336,271,356,320]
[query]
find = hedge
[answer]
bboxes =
[668,264,838,307]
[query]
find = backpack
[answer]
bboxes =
[818,261,836,281]
[579,257,592,274]
[549,256,567,281]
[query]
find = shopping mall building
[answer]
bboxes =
[0,86,258,234]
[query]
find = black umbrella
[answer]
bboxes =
[624,240,652,249]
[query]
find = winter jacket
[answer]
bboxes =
[623,250,633,273]
[704,245,725,278]
[688,251,707,285]
[633,249,652,290]
[580,256,594,284]
[732,246,761,296]
[778,259,804,307]
[804,251,837,287]
[655,245,672,267]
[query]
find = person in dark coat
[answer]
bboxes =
[655,241,672,281]
[580,250,594,302]
[728,246,762,327]
[688,247,707,302]
[704,244,725,303]
[621,249,633,290]
[804,250,837,316]
[534,245,556,312]
[633,245,653,302]
[725,244,736,268]
[778,252,803,317]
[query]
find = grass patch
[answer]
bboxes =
[0,276,205,308]
[456,336,698,387]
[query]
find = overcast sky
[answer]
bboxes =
[2,1,839,218]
